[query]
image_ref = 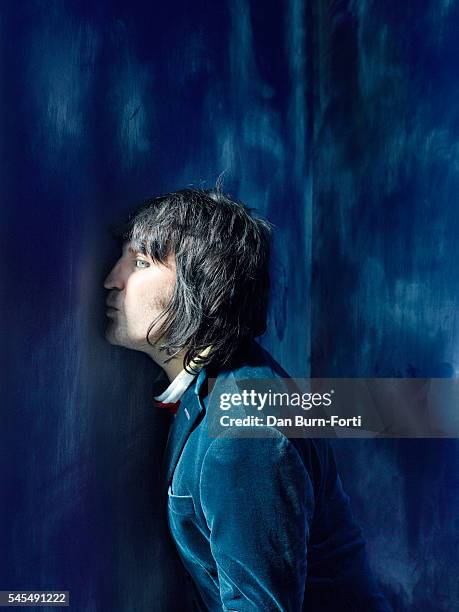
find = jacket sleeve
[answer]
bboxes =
[199,429,315,611]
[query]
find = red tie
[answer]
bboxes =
[153,399,181,415]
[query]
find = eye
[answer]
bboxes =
[135,259,150,269]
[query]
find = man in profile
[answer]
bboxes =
[103,187,391,611]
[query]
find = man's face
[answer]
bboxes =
[103,242,176,354]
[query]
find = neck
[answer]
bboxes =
[155,350,187,382]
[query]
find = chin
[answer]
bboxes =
[104,325,144,352]
[104,325,125,347]
[104,329,118,346]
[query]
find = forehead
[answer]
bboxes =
[122,241,141,255]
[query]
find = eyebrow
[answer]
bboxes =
[125,244,151,259]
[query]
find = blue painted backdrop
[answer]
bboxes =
[1,1,458,610]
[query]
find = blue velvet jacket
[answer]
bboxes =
[161,341,391,611]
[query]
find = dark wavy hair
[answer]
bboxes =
[113,187,272,372]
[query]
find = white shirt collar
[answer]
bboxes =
[153,346,212,404]
[154,367,198,404]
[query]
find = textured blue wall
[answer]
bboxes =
[310,3,459,610]
[1,1,458,610]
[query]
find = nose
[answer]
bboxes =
[103,260,123,290]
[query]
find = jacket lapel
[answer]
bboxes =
[160,359,257,495]
[161,370,207,493]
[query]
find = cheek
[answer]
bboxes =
[124,291,155,325]
[125,274,174,318]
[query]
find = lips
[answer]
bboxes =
[105,304,119,316]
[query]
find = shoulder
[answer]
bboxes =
[193,341,337,493]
